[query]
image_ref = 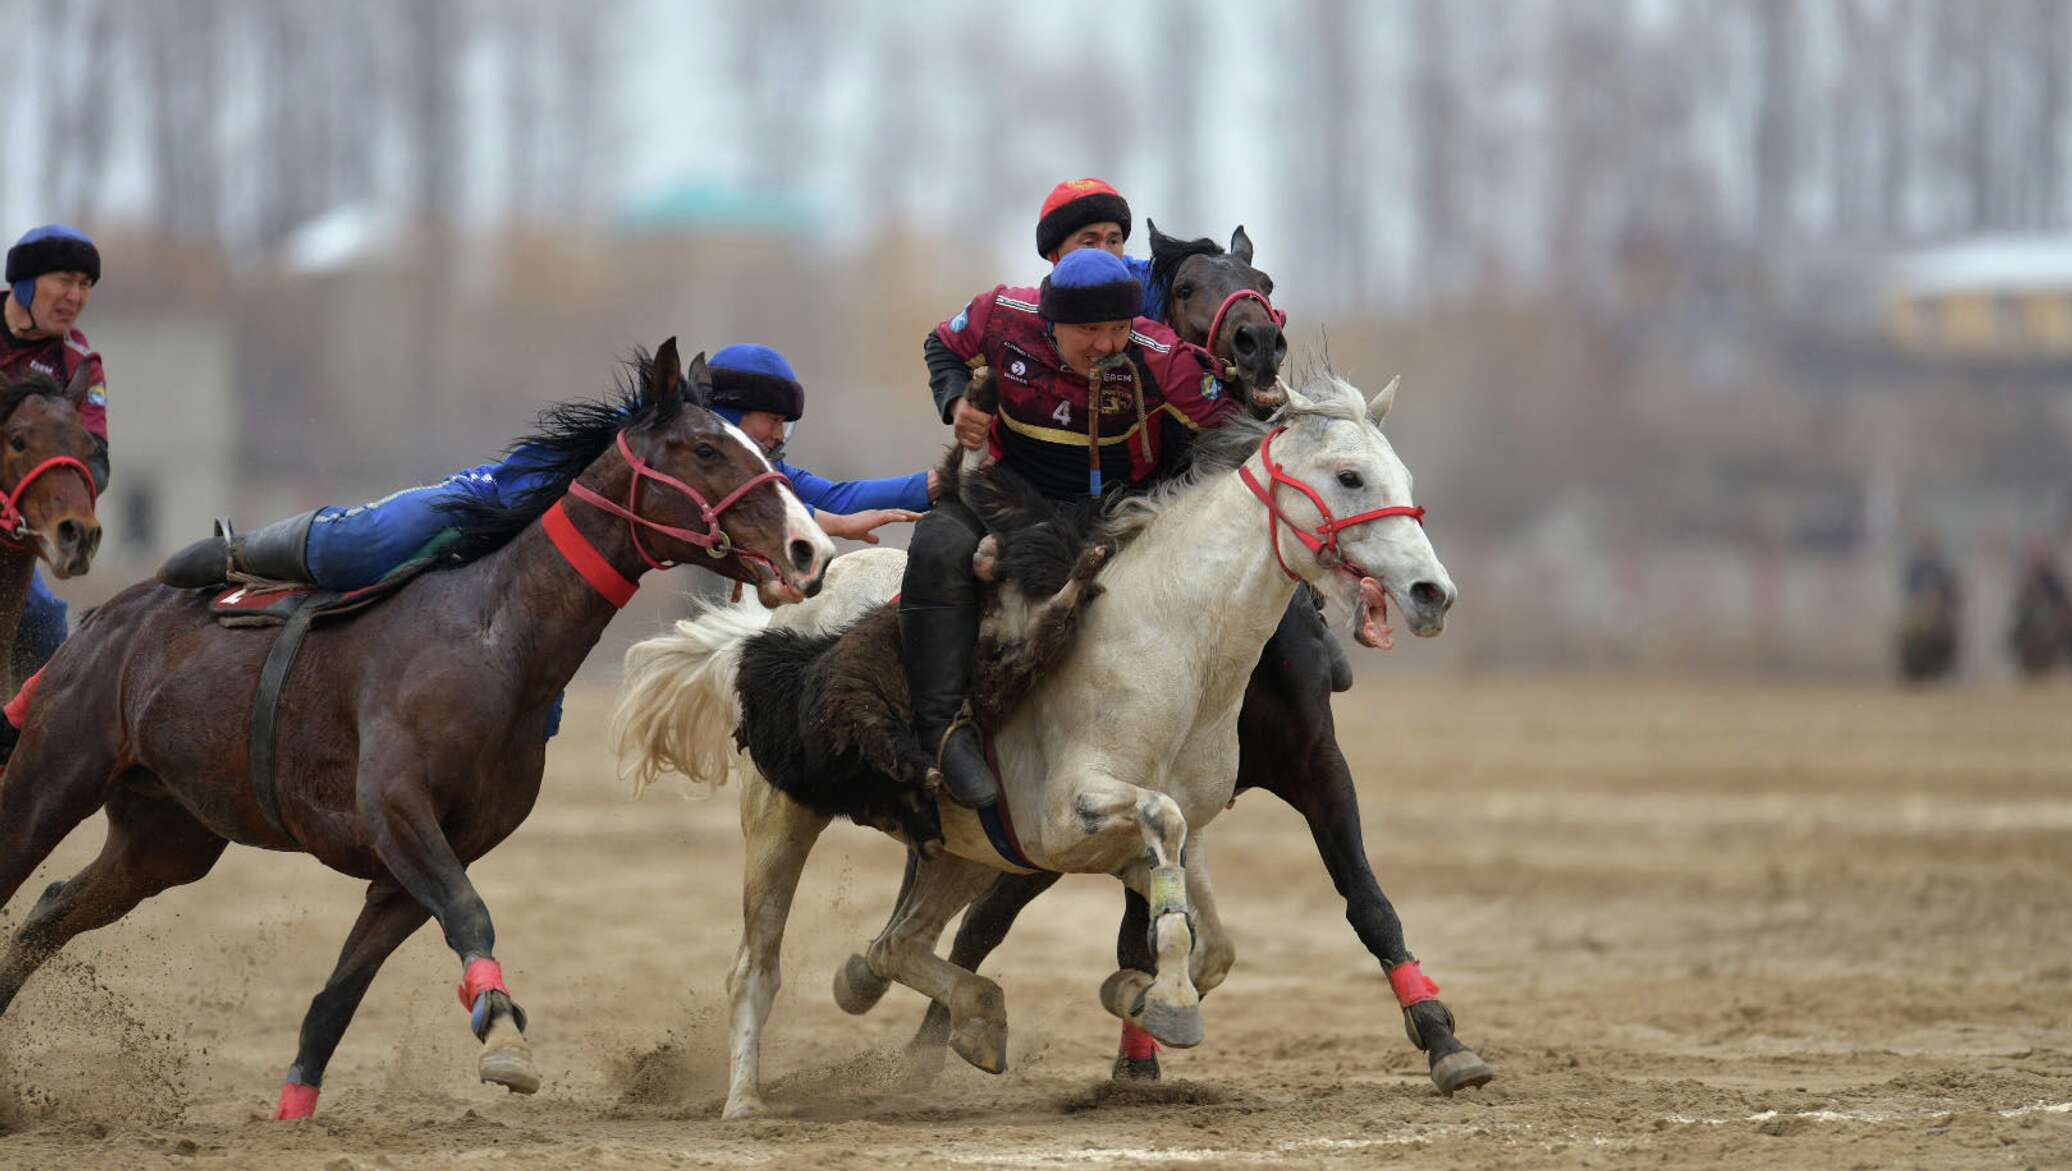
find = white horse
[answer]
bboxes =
[613,372,1456,1119]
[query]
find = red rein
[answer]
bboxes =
[1238,426,1425,584]
[0,455,95,550]
[552,430,789,606]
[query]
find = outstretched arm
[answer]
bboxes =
[783,461,933,516]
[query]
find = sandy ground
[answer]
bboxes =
[0,674,2067,1170]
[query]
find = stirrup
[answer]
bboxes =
[927,705,998,809]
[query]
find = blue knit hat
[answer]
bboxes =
[708,343,806,422]
[7,224,100,311]
[1040,249,1142,324]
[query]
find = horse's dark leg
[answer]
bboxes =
[0,785,227,1018]
[903,869,1060,1079]
[1108,887,1161,1080]
[0,714,118,917]
[272,880,431,1119]
[1242,594,1493,1095]
[363,774,539,1095]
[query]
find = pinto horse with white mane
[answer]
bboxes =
[615,371,1457,1118]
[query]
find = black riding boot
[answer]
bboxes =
[900,600,998,809]
[157,510,319,589]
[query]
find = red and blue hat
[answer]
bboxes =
[1035,178,1132,260]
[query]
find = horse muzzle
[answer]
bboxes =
[40,516,101,579]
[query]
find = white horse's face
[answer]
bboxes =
[1267,377,1456,645]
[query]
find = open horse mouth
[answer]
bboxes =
[1354,576,1395,650]
[1246,377,1288,416]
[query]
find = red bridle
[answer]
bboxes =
[0,455,96,551]
[549,430,791,605]
[1237,426,1425,584]
[1202,288,1287,379]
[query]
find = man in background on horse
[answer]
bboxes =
[928,178,1156,451]
[0,224,108,679]
[903,247,1236,810]
[158,343,935,594]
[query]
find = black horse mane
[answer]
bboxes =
[0,372,69,422]
[435,350,680,564]
[1148,232,1227,315]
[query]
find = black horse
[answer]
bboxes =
[896,228,1495,1095]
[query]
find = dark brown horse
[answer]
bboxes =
[1149,221,1289,411]
[0,364,104,692]
[901,231,1495,1095]
[0,341,832,1119]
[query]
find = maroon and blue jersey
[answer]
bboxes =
[933,285,1233,501]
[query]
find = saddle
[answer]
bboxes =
[211,532,460,840]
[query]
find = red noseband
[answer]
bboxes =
[0,455,96,551]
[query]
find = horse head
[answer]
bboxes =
[619,338,833,605]
[1150,221,1288,414]
[0,362,102,578]
[1262,373,1454,644]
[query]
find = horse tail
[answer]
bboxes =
[612,603,770,798]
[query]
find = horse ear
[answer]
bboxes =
[1147,218,1174,249]
[1230,225,1255,265]
[684,350,714,409]
[1367,375,1399,427]
[649,337,684,411]
[64,359,93,408]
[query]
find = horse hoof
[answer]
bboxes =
[832,953,891,1016]
[1111,1053,1161,1082]
[477,1015,540,1095]
[949,1016,1008,1074]
[1134,998,1203,1050]
[479,1044,541,1094]
[1098,969,1154,1022]
[721,1095,768,1121]
[1430,1048,1495,1095]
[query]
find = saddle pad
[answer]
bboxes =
[210,584,319,626]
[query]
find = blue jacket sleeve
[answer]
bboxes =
[779,460,932,515]
[1126,253,1167,323]
[486,444,562,507]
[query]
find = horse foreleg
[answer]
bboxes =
[272,880,431,1119]
[363,771,537,1096]
[0,787,226,1018]
[1100,834,1231,1076]
[904,869,1060,1079]
[725,772,828,1120]
[1063,777,1203,1050]
[0,701,120,922]
[861,853,1006,1073]
[1280,735,1494,1095]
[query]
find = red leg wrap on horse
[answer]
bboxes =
[1389,960,1440,1008]
[274,1081,320,1120]
[4,667,44,729]
[456,957,510,1011]
[1119,1020,1160,1060]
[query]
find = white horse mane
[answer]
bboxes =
[1104,370,1371,542]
